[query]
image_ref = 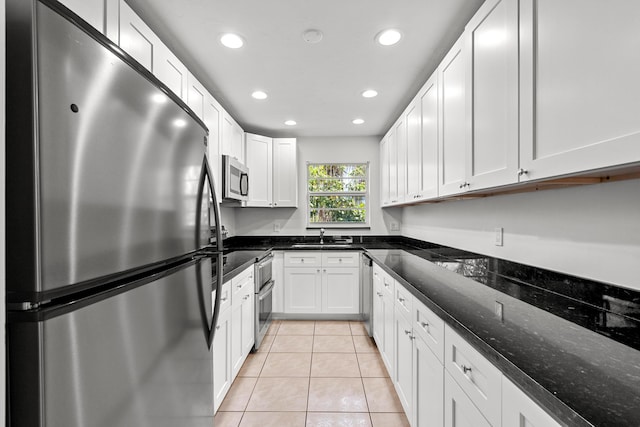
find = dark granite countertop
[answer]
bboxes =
[220,249,269,283]
[221,236,640,426]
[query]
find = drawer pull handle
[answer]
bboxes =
[301,259,305,263]
[404,329,411,335]
[398,297,405,302]
[339,258,342,262]
[420,321,429,328]
[221,297,228,302]
[461,365,472,375]
[377,292,383,297]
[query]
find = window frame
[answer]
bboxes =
[306,162,370,229]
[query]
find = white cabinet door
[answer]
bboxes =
[381,287,395,377]
[154,46,189,101]
[213,306,231,413]
[58,0,105,33]
[445,372,491,427]
[240,286,255,359]
[205,95,223,202]
[413,334,444,427]
[406,99,422,200]
[322,267,359,314]
[372,268,385,345]
[419,74,439,200]
[465,0,519,191]
[380,135,390,206]
[395,117,407,204]
[186,74,207,120]
[245,133,273,207]
[438,36,467,196]
[388,128,398,204]
[502,377,562,427]
[272,138,298,207]
[393,307,413,416]
[118,1,160,72]
[520,0,640,181]
[284,268,322,313]
[222,112,244,162]
[230,301,243,377]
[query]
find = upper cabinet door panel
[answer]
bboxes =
[186,74,207,120]
[419,74,439,200]
[406,101,422,199]
[273,138,298,207]
[245,133,273,207]
[58,0,105,33]
[118,1,160,72]
[438,36,467,196]
[155,47,189,101]
[520,0,640,180]
[466,0,519,190]
[380,136,390,206]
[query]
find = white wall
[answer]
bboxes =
[233,136,402,236]
[402,178,640,291]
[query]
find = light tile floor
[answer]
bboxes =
[215,320,410,427]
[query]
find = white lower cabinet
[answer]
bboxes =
[213,304,231,412]
[502,377,562,427]
[413,332,444,427]
[445,372,492,427]
[213,265,255,413]
[283,252,359,315]
[370,262,563,427]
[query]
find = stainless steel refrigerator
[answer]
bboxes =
[6,0,223,425]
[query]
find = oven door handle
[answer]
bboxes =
[256,253,274,270]
[258,280,275,301]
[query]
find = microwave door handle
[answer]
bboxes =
[240,172,249,197]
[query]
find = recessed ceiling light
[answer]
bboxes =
[376,29,402,46]
[352,118,365,125]
[173,118,187,128]
[284,120,297,126]
[252,91,268,100]
[362,90,378,98]
[302,29,323,44]
[220,33,244,49]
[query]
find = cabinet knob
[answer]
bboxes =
[461,365,472,375]
[317,269,320,273]
[420,321,429,328]
[274,202,278,206]
[339,258,342,262]
[377,292,383,297]
[301,259,305,263]
[404,329,412,335]
[323,269,326,273]
[517,168,528,177]
[398,297,405,302]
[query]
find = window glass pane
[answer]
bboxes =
[309,195,366,209]
[309,178,367,192]
[310,209,366,223]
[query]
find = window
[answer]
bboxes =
[307,163,368,227]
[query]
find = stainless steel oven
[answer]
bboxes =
[254,252,274,349]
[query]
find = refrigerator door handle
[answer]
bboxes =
[196,155,223,252]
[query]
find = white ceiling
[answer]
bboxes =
[126,0,485,138]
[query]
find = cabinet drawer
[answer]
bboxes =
[284,251,322,267]
[444,325,502,427]
[232,266,254,303]
[321,251,359,267]
[394,282,413,320]
[413,299,445,363]
[218,279,232,314]
[444,371,492,427]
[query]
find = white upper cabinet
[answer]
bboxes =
[465,0,519,191]
[205,95,223,202]
[222,112,244,163]
[405,100,421,200]
[438,36,468,197]
[118,0,160,72]
[154,46,189,101]
[380,134,391,206]
[186,73,207,120]
[388,128,398,204]
[395,117,407,204]
[272,138,298,208]
[419,74,439,200]
[245,133,273,207]
[58,0,105,33]
[244,136,297,208]
[519,0,640,181]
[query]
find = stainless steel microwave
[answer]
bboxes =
[222,155,249,202]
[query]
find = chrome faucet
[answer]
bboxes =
[319,228,325,244]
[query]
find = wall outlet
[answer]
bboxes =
[390,221,400,231]
[494,227,503,246]
[273,222,280,232]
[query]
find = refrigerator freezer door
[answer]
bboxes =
[7,1,210,300]
[8,258,215,427]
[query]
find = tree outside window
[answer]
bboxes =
[307,163,368,226]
